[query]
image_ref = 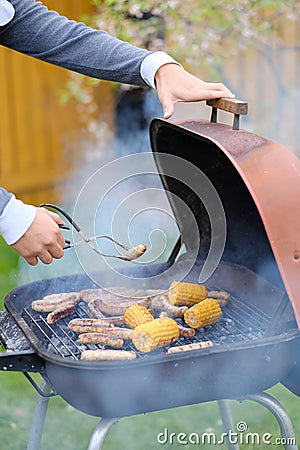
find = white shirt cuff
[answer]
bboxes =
[0,0,15,26]
[140,51,181,89]
[0,196,36,245]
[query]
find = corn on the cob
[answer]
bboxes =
[168,281,208,306]
[132,317,179,353]
[184,298,222,329]
[124,303,154,329]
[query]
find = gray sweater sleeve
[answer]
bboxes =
[0,0,155,220]
[0,0,151,86]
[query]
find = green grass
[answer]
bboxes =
[0,238,300,449]
[0,372,299,449]
[0,237,19,308]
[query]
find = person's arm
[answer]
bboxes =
[0,188,65,265]
[0,0,234,265]
[1,0,234,116]
[0,0,150,86]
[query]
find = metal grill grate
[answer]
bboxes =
[22,288,272,361]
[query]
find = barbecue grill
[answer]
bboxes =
[1,98,300,449]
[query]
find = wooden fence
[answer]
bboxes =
[0,0,114,205]
[216,14,300,156]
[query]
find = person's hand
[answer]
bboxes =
[12,207,66,266]
[154,63,235,119]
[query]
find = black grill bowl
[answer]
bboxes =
[4,263,300,417]
[45,333,299,417]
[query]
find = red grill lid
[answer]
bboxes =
[150,104,300,328]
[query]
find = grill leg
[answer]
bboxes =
[27,379,51,450]
[242,392,298,450]
[87,417,119,450]
[218,400,240,450]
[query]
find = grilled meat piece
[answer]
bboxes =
[78,332,124,348]
[68,318,113,333]
[109,327,133,341]
[81,287,153,301]
[158,311,169,318]
[80,288,152,316]
[207,290,230,307]
[86,299,106,319]
[90,315,125,326]
[96,299,130,317]
[151,295,188,318]
[96,316,125,326]
[167,341,214,354]
[81,349,137,361]
[46,304,76,324]
[31,292,81,312]
[178,324,196,338]
[80,288,104,303]
[68,319,132,340]
[86,299,129,325]
[123,244,146,261]
[95,297,151,316]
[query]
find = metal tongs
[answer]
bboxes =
[39,203,146,262]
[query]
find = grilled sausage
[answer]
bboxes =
[68,319,133,340]
[167,341,214,354]
[89,299,124,316]
[68,319,113,333]
[86,299,106,319]
[158,311,169,318]
[151,296,164,311]
[70,317,125,332]
[96,296,151,316]
[178,324,196,338]
[46,304,76,324]
[109,327,133,340]
[78,333,124,348]
[81,349,137,361]
[151,295,188,318]
[31,292,80,312]
[207,290,230,307]
[123,244,146,261]
[86,299,126,325]
[80,288,104,303]
[91,315,125,326]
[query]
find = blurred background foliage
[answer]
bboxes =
[61,0,300,104]
[88,0,298,69]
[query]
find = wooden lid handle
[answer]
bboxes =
[206,98,248,115]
